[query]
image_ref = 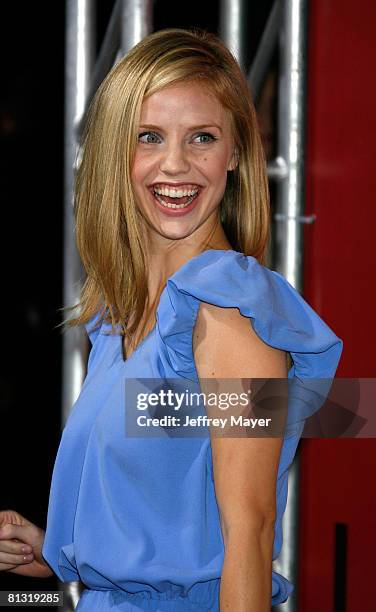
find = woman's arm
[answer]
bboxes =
[193,303,286,612]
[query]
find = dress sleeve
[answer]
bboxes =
[155,249,343,605]
[155,249,343,429]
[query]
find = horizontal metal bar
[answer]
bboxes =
[274,213,316,224]
[267,156,289,180]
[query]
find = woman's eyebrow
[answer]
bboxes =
[138,123,223,132]
[191,124,223,132]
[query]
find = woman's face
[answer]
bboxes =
[131,80,237,243]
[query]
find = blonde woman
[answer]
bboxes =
[0,29,343,611]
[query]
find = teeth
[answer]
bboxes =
[154,192,198,209]
[153,186,199,198]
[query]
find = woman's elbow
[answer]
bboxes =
[221,509,277,548]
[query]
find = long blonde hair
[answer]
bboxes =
[62,27,270,341]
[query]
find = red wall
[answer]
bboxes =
[299,1,376,610]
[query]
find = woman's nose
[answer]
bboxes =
[159,141,190,175]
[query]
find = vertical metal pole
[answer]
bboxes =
[62,0,95,609]
[272,1,308,611]
[272,456,301,612]
[63,0,96,421]
[274,0,308,288]
[219,0,248,71]
[121,0,152,54]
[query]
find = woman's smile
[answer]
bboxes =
[148,182,203,215]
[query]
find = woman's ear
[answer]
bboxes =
[227,148,239,172]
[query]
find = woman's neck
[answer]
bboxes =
[145,221,232,296]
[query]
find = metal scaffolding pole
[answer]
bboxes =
[63,2,95,420]
[121,0,152,54]
[221,0,310,608]
[61,1,153,608]
[81,0,122,129]
[219,0,248,71]
[274,0,309,287]
[272,1,309,611]
[62,1,96,609]
[248,0,281,103]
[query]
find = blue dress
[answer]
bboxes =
[42,249,343,611]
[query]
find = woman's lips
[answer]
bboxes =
[148,186,202,216]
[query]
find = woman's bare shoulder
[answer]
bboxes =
[192,301,288,379]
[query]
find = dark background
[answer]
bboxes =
[0,0,274,606]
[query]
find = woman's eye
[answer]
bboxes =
[138,132,161,144]
[193,133,216,144]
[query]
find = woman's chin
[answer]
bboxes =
[150,221,200,241]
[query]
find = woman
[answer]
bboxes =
[0,28,343,611]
